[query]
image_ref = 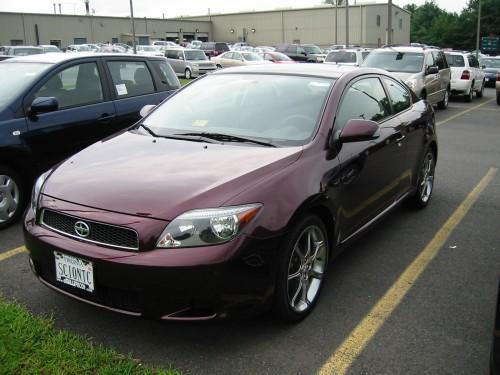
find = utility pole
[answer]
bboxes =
[345,0,349,47]
[129,0,136,54]
[387,0,392,45]
[475,0,481,58]
[334,2,338,44]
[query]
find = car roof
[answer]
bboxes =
[375,46,435,53]
[213,63,364,79]
[1,52,163,64]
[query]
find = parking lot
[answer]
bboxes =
[1,88,499,374]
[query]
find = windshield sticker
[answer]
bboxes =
[309,81,330,87]
[192,120,208,127]
[115,84,128,96]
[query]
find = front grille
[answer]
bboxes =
[41,209,139,250]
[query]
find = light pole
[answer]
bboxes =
[387,0,392,45]
[345,0,349,47]
[475,0,481,58]
[129,0,137,54]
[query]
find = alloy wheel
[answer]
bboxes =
[0,174,20,223]
[286,225,327,313]
[418,152,435,203]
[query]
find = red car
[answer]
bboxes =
[261,51,296,64]
[24,64,437,322]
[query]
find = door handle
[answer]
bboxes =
[97,113,114,123]
[396,134,406,147]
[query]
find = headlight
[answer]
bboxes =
[405,79,418,90]
[157,204,262,248]
[30,171,50,216]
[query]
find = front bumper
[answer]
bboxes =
[23,200,282,320]
[192,66,217,77]
[485,73,497,87]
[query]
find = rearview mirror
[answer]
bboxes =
[337,119,379,143]
[139,104,156,118]
[30,97,58,115]
[426,66,439,75]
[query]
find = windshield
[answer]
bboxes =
[185,51,207,60]
[242,53,263,61]
[273,53,292,61]
[481,58,500,68]
[303,45,322,54]
[43,46,60,52]
[75,45,90,51]
[363,51,424,73]
[326,51,357,63]
[444,54,465,67]
[0,62,52,111]
[13,48,43,56]
[142,74,334,147]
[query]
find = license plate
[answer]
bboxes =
[54,251,94,292]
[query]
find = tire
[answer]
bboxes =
[476,80,484,98]
[497,94,500,105]
[420,90,427,101]
[184,68,192,80]
[0,166,26,230]
[437,88,450,109]
[216,64,222,69]
[409,149,436,209]
[273,215,329,323]
[465,83,473,102]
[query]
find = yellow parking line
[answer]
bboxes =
[437,98,495,127]
[0,246,27,262]
[318,167,497,375]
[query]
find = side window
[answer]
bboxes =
[150,60,181,91]
[35,62,103,109]
[166,50,177,59]
[440,52,449,68]
[432,51,445,70]
[425,53,435,68]
[335,77,391,131]
[383,78,411,114]
[177,51,184,60]
[224,52,233,59]
[233,52,241,60]
[107,61,155,97]
[286,45,297,53]
[469,55,479,68]
[297,47,306,55]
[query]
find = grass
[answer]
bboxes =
[0,297,181,375]
[179,78,190,86]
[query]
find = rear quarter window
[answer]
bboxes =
[150,60,180,91]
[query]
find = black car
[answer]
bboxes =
[0,53,180,229]
[200,42,230,58]
[275,44,326,63]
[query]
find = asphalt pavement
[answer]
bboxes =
[0,89,499,375]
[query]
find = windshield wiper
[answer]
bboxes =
[138,124,215,143]
[174,132,277,147]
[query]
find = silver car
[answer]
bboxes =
[165,48,216,79]
[363,46,451,109]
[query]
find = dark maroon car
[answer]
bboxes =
[24,64,437,322]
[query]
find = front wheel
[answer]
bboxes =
[184,68,192,80]
[409,150,436,209]
[437,88,449,109]
[216,64,222,69]
[273,215,329,323]
[0,166,25,230]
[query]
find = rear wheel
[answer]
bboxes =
[437,88,449,109]
[465,83,474,102]
[184,68,192,80]
[476,80,484,98]
[0,166,26,230]
[216,64,222,69]
[273,215,329,323]
[409,149,436,209]
[497,94,500,105]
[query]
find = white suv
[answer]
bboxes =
[324,48,371,66]
[444,51,485,101]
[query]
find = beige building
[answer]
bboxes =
[0,3,409,48]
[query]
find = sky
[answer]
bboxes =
[0,0,470,18]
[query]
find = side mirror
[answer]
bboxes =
[426,66,439,75]
[337,119,379,143]
[139,104,156,118]
[30,97,58,115]
[301,52,307,56]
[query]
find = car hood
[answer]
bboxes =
[484,68,500,74]
[43,131,302,220]
[387,71,421,81]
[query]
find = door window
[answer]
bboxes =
[432,51,446,70]
[233,52,242,60]
[107,61,155,97]
[150,60,181,91]
[383,78,411,114]
[35,62,103,109]
[424,53,435,68]
[335,77,391,130]
[286,46,297,53]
